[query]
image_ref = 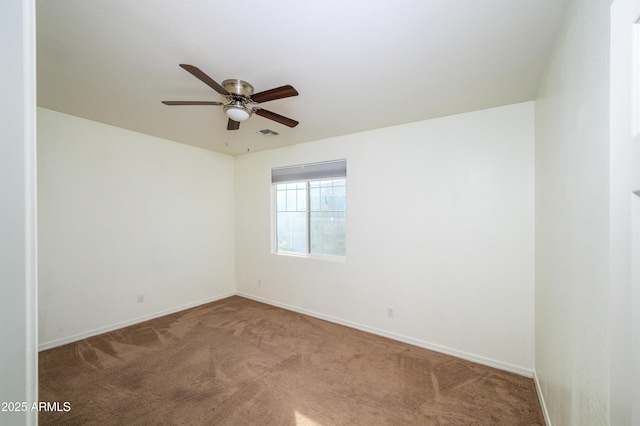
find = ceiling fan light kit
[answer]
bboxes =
[223,102,252,122]
[162,64,299,131]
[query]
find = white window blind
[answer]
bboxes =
[271,160,346,184]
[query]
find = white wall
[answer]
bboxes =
[37,108,235,348]
[235,102,535,374]
[0,0,38,424]
[610,0,640,424]
[534,0,612,424]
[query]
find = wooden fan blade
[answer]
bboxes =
[227,118,240,130]
[251,85,298,103]
[179,64,230,96]
[162,101,222,106]
[254,109,299,128]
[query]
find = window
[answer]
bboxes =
[273,160,346,258]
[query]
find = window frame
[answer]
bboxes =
[271,161,347,262]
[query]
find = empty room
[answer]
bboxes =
[2,0,640,425]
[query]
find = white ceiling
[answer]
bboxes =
[37,0,568,156]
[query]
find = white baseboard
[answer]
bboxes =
[39,290,536,380]
[236,292,534,378]
[38,292,235,351]
[534,371,551,425]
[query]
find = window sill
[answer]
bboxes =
[273,251,346,263]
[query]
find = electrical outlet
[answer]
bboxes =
[137,293,144,303]
[258,279,262,287]
[387,307,394,318]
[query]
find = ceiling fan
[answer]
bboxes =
[162,64,299,131]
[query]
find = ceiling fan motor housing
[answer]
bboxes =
[222,79,254,97]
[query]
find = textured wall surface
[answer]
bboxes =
[236,102,535,374]
[0,0,38,425]
[38,108,236,348]
[535,0,612,424]
[610,0,640,423]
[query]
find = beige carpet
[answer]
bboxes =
[39,296,544,425]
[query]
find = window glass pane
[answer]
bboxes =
[312,179,345,212]
[310,212,346,256]
[324,186,335,211]
[278,184,306,212]
[276,189,287,212]
[333,183,346,210]
[276,183,307,253]
[277,212,306,253]
[309,178,346,256]
[296,187,306,211]
[309,187,320,211]
[285,188,296,211]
